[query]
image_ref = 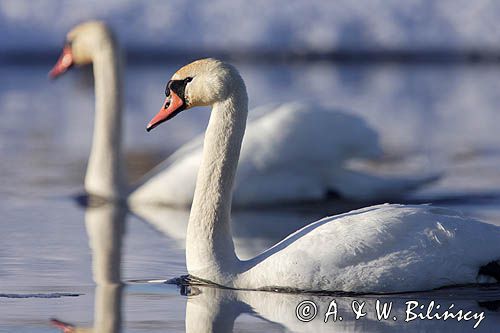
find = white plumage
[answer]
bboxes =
[234,204,500,292]
[132,102,437,206]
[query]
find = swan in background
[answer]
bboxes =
[51,203,125,333]
[50,21,125,201]
[50,21,437,206]
[146,58,500,293]
[133,101,439,206]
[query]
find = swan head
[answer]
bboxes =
[147,58,246,131]
[49,21,115,78]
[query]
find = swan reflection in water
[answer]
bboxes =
[52,203,499,332]
[181,283,500,333]
[52,202,126,333]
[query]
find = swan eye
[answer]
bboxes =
[62,40,73,51]
[164,79,190,99]
[165,80,173,97]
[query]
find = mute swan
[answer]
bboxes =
[134,101,439,206]
[50,22,125,201]
[50,21,437,206]
[146,58,500,293]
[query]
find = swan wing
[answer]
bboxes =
[232,103,383,204]
[240,204,500,292]
[132,103,436,206]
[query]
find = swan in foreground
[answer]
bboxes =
[146,58,500,293]
[50,21,437,206]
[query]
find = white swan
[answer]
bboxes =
[146,58,500,293]
[50,21,437,206]
[49,22,125,201]
[133,101,439,206]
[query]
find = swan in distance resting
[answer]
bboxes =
[50,21,437,206]
[146,58,500,293]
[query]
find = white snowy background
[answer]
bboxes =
[1,0,500,53]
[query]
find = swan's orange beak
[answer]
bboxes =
[146,90,185,132]
[49,46,74,79]
[50,318,75,332]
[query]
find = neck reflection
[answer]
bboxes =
[53,203,126,333]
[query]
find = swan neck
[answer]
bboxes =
[85,42,125,200]
[187,88,248,282]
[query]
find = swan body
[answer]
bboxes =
[146,58,500,293]
[233,204,500,292]
[133,102,438,206]
[52,21,437,206]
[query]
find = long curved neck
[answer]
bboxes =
[186,87,248,282]
[85,42,125,200]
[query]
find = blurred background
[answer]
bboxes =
[2,0,500,197]
[1,1,500,332]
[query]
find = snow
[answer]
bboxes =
[2,0,500,53]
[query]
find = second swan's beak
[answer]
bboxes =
[49,46,74,79]
[50,318,75,332]
[146,90,185,132]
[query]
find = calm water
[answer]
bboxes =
[0,61,499,332]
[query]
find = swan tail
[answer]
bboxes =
[478,260,500,283]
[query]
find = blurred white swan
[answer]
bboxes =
[133,102,439,206]
[145,58,500,293]
[51,21,437,206]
